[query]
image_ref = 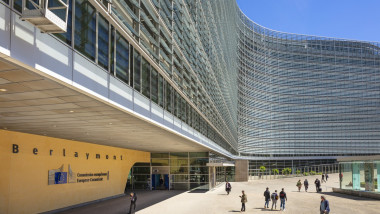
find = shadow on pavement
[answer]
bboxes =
[188,189,208,193]
[58,190,186,214]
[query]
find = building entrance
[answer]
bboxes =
[152,174,169,190]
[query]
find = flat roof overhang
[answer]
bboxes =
[0,58,211,153]
[206,163,235,167]
[337,155,380,162]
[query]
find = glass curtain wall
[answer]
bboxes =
[339,161,380,193]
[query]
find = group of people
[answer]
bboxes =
[263,187,287,211]
[227,174,331,213]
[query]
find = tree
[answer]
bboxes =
[260,166,266,173]
[272,169,279,175]
[296,169,301,175]
[282,168,292,175]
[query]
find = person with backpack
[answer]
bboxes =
[271,190,278,210]
[279,188,287,211]
[128,192,137,214]
[304,179,309,192]
[225,181,231,195]
[263,187,271,208]
[239,190,247,212]
[296,179,302,192]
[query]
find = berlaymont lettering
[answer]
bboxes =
[11,144,125,160]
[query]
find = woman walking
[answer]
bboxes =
[296,180,302,192]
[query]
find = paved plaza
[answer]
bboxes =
[60,174,380,214]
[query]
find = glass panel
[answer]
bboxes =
[364,162,374,191]
[170,166,188,174]
[341,163,353,190]
[170,158,188,166]
[2,0,9,5]
[141,58,150,98]
[115,31,129,83]
[189,152,208,158]
[158,74,164,107]
[133,50,141,91]
[54,0,73,45]
[110,25,115,73]
[13,0,22,12]
[376,162,380,192]
[170,152,188,158]
[190,183,208,190]
[151,153,169,158]
[151,158,169,166]
[151,68,158,104]
[171,175,189,182]
[190,158,208,166]
[74,0,96,60]
[165,80,173,113]
[190,166,209,174]
[190,175,208,182]
[171,183,189,190]
[129,46,134,87]
[98,14,109,70]
[133,167,150,174]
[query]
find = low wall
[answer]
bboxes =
[332,188,380,200]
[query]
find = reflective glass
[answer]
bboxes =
[98,14,109,70]
[133,50,141,91]
[74,0,96,60]
[151,68,158,104]
[141,58,150,98]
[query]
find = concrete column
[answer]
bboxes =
[235,160,249,182]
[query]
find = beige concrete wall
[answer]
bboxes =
[0,130,150,214]
[235,160,248,182]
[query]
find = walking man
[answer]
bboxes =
[128,192,137,214]
[279,188,287,211]
[325,174,329,181]
[320,195,330,214]
[315,178,321,192]
[225,181,232,195]
[263,187,270,208]
[304,179,309,192]
[271,190,278,210]
[239,190,247,212]
[321,174,325,183]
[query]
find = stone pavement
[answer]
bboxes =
[137,173,380,214]
[59,174,380,214]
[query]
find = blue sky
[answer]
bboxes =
[236,0,380,42]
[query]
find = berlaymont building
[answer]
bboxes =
[1,0,379,212]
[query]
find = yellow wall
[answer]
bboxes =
[0,130,150,214]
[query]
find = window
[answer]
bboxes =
[13,0,22,12]
[129,46,134,87]
[115,31,129,83]
[98,14,109,70]
[110,25,115,74]
[1,0,9,4]
[74,0,96,60]
[158,74,164,107]
[54,0,73,45]
[151,68,158,104]
[141,58,150,98]
[133,50,141,91]
[165,81,173,113]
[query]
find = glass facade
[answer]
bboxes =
[339,160,380,193]
[5,0,379,159]
[237,7,380,157]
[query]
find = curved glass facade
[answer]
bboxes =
[237,7,380,157]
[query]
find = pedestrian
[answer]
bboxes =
[279,188,287,211]
[325,174,329,181]
[271,190,278,210]
[321,174,325,183]
[128,192,137,214]
[263,187,270,208]
[296,179,302,192]
[320,195,330,214]
[304,179,309,192]
[225,181,232,195]
[315,178,321,192]
[239,190,247,212]
[339,173,343,182]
